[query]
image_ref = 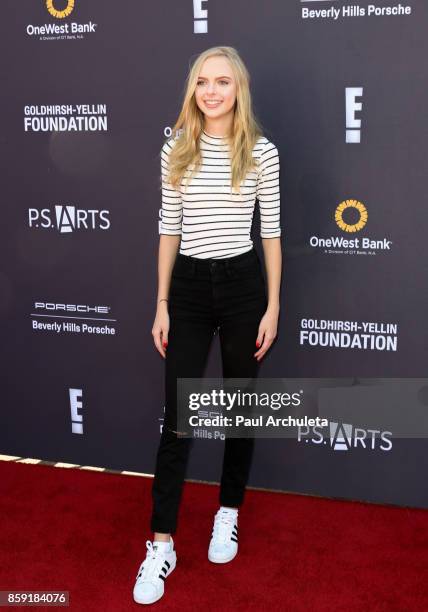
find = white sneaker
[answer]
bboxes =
[133,537,177,605]
[208,508,238,563]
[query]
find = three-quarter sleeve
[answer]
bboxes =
[256,140,281,238]
[159,139,183,235]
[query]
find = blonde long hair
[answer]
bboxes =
[163,46,265,195]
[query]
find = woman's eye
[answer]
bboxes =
[196,80,230,86]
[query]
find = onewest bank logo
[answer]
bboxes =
[25,1,97,39]
[46,0,75,19]
[309,199,393,256]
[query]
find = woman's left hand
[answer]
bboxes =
[254,305,280,361]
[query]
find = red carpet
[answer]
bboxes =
[1,459,427,611]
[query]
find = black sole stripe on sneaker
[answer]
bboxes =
[230,537,238,543]
[161,567,167,574]
[159,574,166,581]
[164,560,170,569]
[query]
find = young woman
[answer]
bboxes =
[133,45,282,605]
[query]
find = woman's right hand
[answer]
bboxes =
[152,301,170,359]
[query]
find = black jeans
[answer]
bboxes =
[150,246,268,534]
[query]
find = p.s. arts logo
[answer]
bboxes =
[309,199,393,256]
[28,206,110,232]
[298,421,393,452]
[335,199,367,233]
[46,0,75,19]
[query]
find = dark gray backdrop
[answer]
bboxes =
[2,1,427,508]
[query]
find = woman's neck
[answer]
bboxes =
[203,129,227,138]
[203,121,232,138]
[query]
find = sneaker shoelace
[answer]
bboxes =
[136,541,167,582]
[212,511,237,544]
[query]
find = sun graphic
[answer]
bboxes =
[335,199,368,233]
[46,0,75,19]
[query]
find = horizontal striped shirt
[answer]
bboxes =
[159,130,281,259]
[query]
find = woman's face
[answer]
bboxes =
[194,56,237,124]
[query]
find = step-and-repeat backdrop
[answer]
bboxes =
[2,1,427,508]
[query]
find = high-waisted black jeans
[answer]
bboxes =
[150,246,268,534]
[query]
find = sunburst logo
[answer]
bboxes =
[335,199,368,233]
[46,0,75,19]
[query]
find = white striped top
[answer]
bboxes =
[159,130,281,259]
